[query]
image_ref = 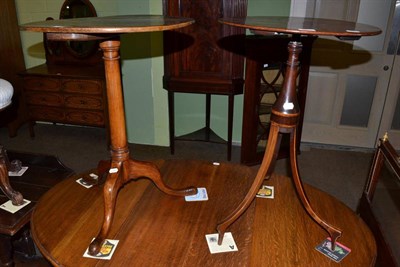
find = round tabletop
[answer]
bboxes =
[220,16,382,38]
[19,15,194,34]
[31,160,376,266]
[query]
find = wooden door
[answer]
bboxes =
[292,0,400,150]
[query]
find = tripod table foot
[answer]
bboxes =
[88,158,197,255]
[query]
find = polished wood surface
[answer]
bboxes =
[238,16,380,165]
[240,35,315,165]
[0,151,73,235]
[220,16,382,37]
[20,15,197,255]
[20,15,194,35]
[216,17,381,249]
[31,160,376,266]
[19,64,107,130]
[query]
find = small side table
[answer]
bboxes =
[217,16,381,249]
[20,15,199,256]
[0,78,24,207]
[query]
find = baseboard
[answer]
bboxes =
[300,142,375,153]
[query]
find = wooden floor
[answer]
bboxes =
[14,255,51,267]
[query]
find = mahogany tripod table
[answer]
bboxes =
[30,160,376,266]
[216,17,381,249]
[20,15,198,255]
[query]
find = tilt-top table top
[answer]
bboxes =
[19,15,194,35]
[220,16,382,38]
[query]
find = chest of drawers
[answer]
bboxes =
[19,64,107,128]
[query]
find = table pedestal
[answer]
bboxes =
[88,40,197,255]
[217,41,342,249]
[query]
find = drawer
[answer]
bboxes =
[29,107,64,122]
[62,79,103,95]
[25,92,63,107]
[64,95,103,110]
[24,77,60,92]
[65,110,105,126]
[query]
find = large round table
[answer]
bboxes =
[31,160,376,266]
[20,15,378,266]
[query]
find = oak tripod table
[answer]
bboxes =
[216,17,381,249]
[20,15,198,255]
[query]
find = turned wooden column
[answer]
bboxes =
[100,41,128,155]
[88,40,197,255]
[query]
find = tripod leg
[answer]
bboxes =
[216,123,281,245]
[88,162,122,255]
[0,159,23,206]
[289,128,341,250]
[126,159,197,197]
[265,133,282,179]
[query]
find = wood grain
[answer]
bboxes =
[20,15,194,35]
[219,16,381,38]
[162,0,247,160]
[251,174,376,267]
[216,16,381,253]
[31,160,376,266]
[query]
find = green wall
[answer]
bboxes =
[164,0,291,146]
[17,0,290,146]
[117,1,155,145]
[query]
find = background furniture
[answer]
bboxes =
[0,0,28,137]
[163,0,247,160]
[240,35,315,165]
[19,0,108,135]
[0,151,73,266]
[0,80,14,111]
[358,135,400,267]
[30,160,376,266]
[19,64,107,129]
[0,78,24,210]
